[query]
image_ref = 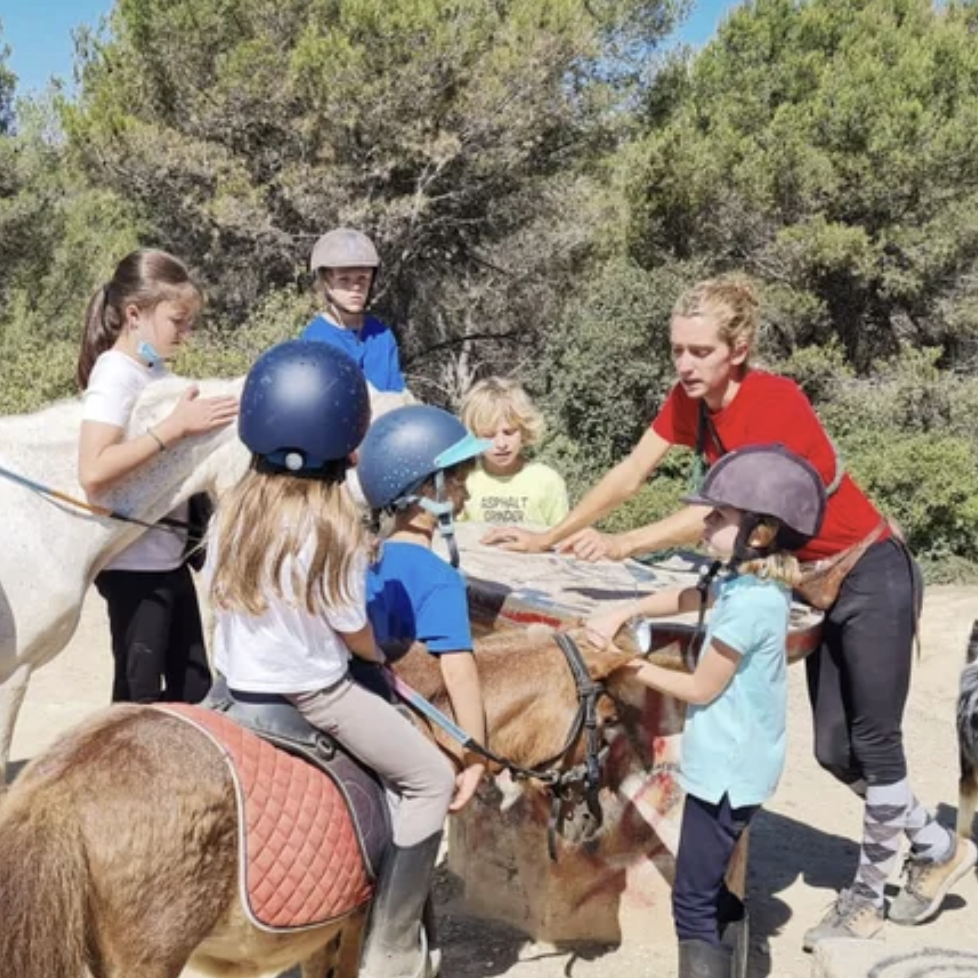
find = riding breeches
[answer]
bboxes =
[95,564,212,705]
[805,538,923,787]
[287,677,455,847]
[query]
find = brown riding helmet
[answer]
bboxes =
[682,443,827,547]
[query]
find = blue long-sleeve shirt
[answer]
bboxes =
[301,314,406,392]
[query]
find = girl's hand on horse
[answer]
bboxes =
[481,525,552,553]
[449,761,486,812]
[164,386,240,439]
[585,606,631,651]
[556,527,628,562]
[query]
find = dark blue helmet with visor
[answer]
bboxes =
[357,404,490,565]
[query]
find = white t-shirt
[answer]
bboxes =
[209,536,368,694]
[82,350,188,572]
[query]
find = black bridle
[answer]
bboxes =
[456,632,612,861]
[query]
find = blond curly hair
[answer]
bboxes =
[460,377,545,447]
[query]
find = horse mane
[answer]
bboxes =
[397,625,644,772]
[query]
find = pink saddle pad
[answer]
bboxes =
[157,704,374,931]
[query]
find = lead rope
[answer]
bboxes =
[0,462,201,541]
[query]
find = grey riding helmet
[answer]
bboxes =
[239,340,370,475]
[310,228,380,271]
[357,405,490,511]
[682,443,827,548]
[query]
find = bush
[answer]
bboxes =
[0,339,77,415]
[841,430,978,569]
[533,258,703,483]
[174,288,313,379]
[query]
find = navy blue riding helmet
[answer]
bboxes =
[357,404,490,565]
[239,340,371,475]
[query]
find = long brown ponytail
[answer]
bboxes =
[76,249,200,390]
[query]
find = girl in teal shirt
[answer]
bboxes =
[587,444,827,978]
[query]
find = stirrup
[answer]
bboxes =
[360,926,435,978]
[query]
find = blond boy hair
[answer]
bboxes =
[461,377,545,447]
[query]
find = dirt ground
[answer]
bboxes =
[9,586,978,978]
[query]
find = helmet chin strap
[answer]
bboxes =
[400,471,461,567]
[731,513,776,563]
[686,558,726,671]
[685,513,776,671]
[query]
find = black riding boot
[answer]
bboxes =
[718,891,749,978]
[678,939,733,978]
[422,893,442,976]
[359,833,442,978]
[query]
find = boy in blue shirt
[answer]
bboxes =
[587,445,828,978]
[302,227,406,392]
[356,404,491,974]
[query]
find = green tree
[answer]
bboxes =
[0,22,13,137]
[628,0,978,370]
[0,77,140,413]
[66,0,683,398]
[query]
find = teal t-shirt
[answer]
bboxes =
[679,573,791,809]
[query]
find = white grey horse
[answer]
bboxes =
[0,376,411,785]
[0,376,247,785]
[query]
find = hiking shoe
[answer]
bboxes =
[802,889,884,952]
[889,835,977,926]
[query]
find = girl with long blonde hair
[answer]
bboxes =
[208,340,457,978]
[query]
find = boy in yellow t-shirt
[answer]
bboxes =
[459,377,569,528]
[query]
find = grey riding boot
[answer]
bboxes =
[359,833,442,978]
[678,939,734,978]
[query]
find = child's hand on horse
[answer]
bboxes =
[585,607,630,651]
[168,386,240,437]
[449,761,486,812]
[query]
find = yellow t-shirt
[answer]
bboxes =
[462,461,569,528]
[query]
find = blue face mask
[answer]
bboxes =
[137,339,162,368]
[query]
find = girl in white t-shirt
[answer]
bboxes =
[77,249,238,704]
[209,340,456,978]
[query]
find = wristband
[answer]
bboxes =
[147,427,166,452]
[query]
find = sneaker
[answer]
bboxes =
[802,889,884,952]
[889,835,978,926]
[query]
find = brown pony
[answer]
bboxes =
[0,626,656,978]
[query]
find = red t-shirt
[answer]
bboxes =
[652,370,886,561]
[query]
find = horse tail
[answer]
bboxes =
[0,783,89,977]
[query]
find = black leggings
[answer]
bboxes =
[805,538,922,787]
[672,793,758,943]
[95,565,212,704]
